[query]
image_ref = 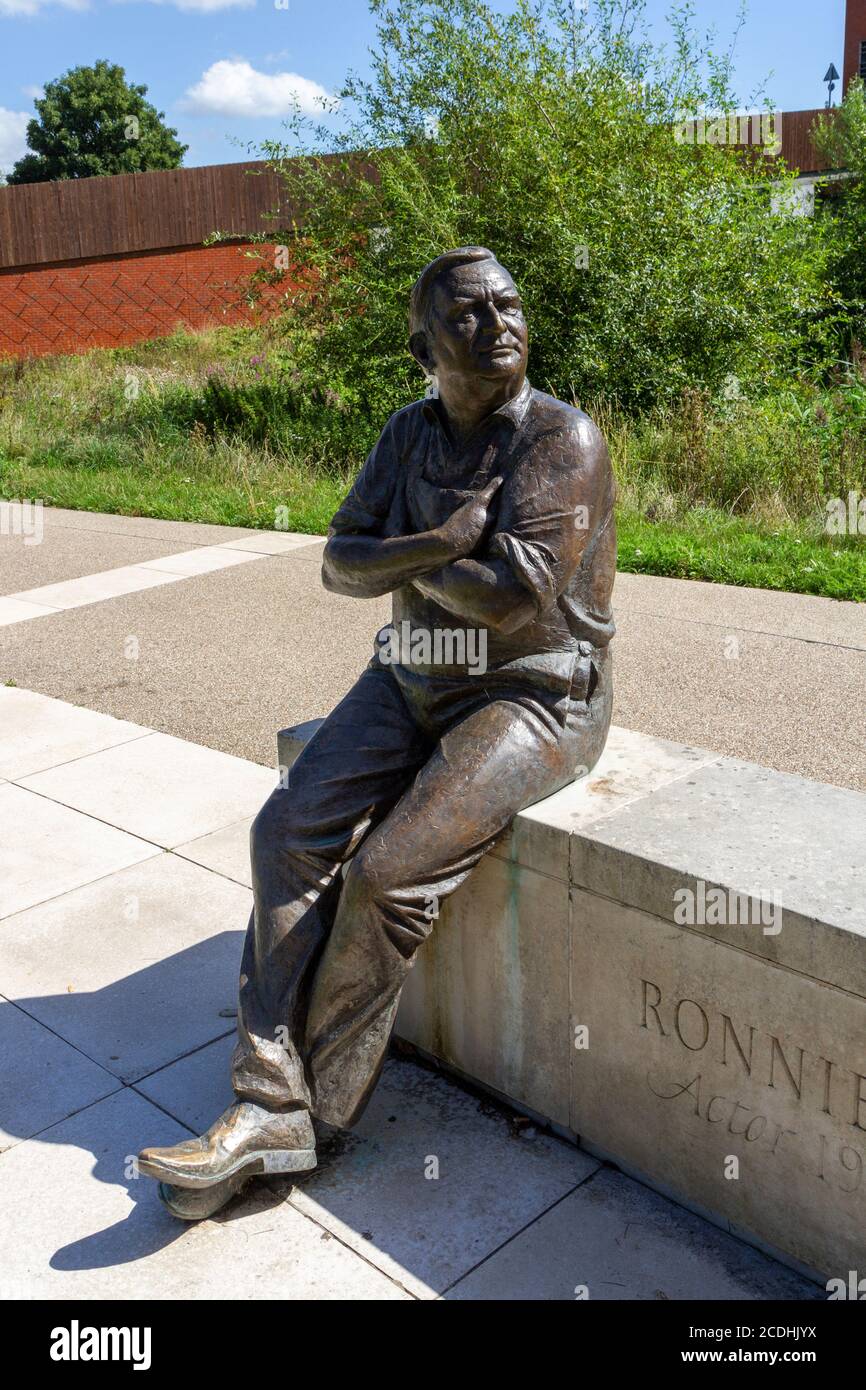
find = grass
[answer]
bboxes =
[0,446,350,535]
[617,510,866,602]
[1,325,864,601]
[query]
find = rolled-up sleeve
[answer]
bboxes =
[328,415,401,537]
[486,419,612,614]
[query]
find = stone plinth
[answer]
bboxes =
[277,720,865,1282]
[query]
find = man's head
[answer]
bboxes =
[409,248,528,401]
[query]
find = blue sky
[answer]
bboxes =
[0,0,851,176]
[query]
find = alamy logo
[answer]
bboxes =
[673,111,782,157]
[825,492,866,535]
[50,1321,152,1370]
[673,881,782,936]
[826,1271,866,1300]
[0,498,43,547]
[377,621,488,675]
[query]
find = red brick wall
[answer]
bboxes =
[844,0,866,88]
[0,242,289,359]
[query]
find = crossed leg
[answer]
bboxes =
[231,662,432,1112]
[139,654,610,1201]
[301,676,608,1126]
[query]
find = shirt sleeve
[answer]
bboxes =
[486,417,614,614]
[327,413,402,536]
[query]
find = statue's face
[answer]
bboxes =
[428,260,528,385]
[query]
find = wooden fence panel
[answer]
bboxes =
[0,160,294,269]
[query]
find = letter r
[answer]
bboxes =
[641,980,666,1035]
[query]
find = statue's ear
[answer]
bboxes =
[409,330,433,373]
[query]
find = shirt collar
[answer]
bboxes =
[422,378,533,433]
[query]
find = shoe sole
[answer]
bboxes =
[158,1177,249,1221]
[139,1148,317,1189]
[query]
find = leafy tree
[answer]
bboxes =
[812,79,866,347]
[7,60,187,184]
[256,0,836,419]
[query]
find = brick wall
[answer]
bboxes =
[844,0,866,88]
[0,242,289,359]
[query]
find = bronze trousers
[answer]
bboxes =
[231,647,612,1128]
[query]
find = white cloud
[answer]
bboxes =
[0,0,88,14]
[0,107,30,174]
[181,59,334,118]
[21,85,43,100]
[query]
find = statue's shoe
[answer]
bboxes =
[138,1102,317,1189]
[157,1175,250,1221]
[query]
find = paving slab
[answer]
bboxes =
[0,1087,409,1300]
[0,595,60,626]
[267,538,326,563]
[136,1038,600,1299]
[19,732,276,848]
[134,1032,237,1132]
[0,526,202,595]
[174,816,254,888]
[0,853,247,1082]
[140,546,263,577]
[614,570,866,651]
[445,1166,821,1301]
[223,533,325,554]
[0,681,838,1301]
[12,564,190,612]
[0,685,150,780]
[0,784,159,919]
[0,997,119,1153]
[291,1056,600,1299]
[26,506,260,547]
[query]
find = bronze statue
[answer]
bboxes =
[138,247,616,1219]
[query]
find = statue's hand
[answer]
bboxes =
[435,476,503,558]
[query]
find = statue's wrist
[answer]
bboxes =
[429,525,463,560]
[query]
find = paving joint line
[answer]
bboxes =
[0,992,123,1085]
[623,606,866,654]
[437,1160,603,1297]
[2,726,154,782]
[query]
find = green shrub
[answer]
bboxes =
[813,78,866,348]
[254,0,838,426]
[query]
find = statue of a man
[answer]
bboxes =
[139,247,616,1218]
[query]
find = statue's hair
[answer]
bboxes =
[409,246,500,339]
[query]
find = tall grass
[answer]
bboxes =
[1,326,864,597]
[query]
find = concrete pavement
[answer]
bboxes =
[1,506,864,788]
[0,686,820,1300]
[0,508,851,1298]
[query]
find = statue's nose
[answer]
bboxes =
[483,304,506,330]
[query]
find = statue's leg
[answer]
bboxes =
[304,659,612,1130]
[139,664,431,1208]
[231,663,432,1109]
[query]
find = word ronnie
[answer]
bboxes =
[640,979,866,1133]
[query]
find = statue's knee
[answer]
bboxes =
[250,794,280,867]
[342,843,390,907]
[249,788,307,866]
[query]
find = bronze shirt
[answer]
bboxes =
[328,380,616,679]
